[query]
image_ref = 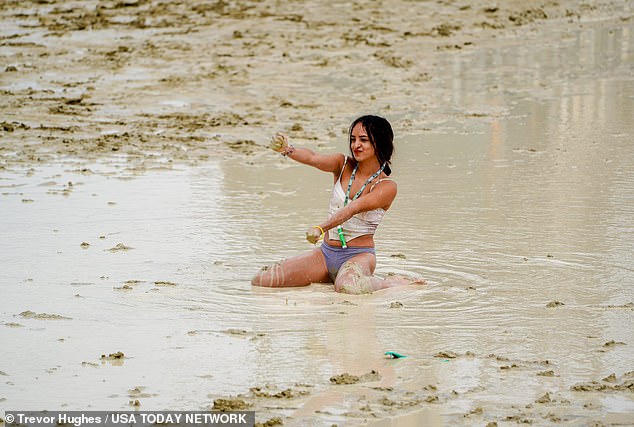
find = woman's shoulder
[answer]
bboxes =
[370,175,397,192]
[336,153,352,174]
[368,175,397,211]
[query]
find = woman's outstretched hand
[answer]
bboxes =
[270,132,288,152]
[305,226,323,244]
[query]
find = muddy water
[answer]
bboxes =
[2,20,634,427]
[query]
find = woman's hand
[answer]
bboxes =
[306,226,324,244]
[270,132,288,153]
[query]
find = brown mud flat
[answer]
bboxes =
[2,1,633,426]
[2,0,631,177]
[205,347,634,425]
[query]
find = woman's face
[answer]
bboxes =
[350,123,376,163]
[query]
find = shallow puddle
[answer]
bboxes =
[1,10,633,427]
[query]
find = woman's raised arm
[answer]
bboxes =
[271,133,343,174]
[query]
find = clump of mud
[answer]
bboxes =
[571,372,634,392]
[330,370,381,385]
[249,387,304,399]
[154,281,176,286]
[212,397,252,412]
[546,300,565,307]
[607,302,634,310]
[434,351,458,359]
[128,386,157,398]
[100,351,125,360]
[509,8,548,25]
[18,311,71,320]
[603,340,626,348]
[107,243,133,252]
[249,383,312,400]
[255,417,283,427]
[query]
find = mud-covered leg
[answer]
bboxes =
[252,247,330,288]
[334,253,426,294]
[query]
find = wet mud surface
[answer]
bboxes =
[2,0,631,174]
[2,1,634,426]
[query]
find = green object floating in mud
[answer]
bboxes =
[385,351,407,359]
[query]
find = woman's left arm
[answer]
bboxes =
[307,180,397,242]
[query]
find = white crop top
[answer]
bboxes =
[327,156,390,242]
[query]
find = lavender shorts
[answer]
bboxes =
[320,241,375,282]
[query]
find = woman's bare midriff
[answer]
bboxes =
[325,234,375,248]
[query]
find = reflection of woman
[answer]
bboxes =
[252,115,425,294]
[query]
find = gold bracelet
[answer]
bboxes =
[313,225,325,240]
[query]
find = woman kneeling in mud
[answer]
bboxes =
[252,115,425,294]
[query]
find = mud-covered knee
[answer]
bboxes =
[253,263,284,287]
[333,280,347,293]
[335,275,373,294]
[334,279,368,294]
[335,263,373,294]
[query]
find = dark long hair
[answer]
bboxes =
[348,115,394,176]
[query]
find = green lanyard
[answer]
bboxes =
[337,162,386,249]
[344,162,386,206]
